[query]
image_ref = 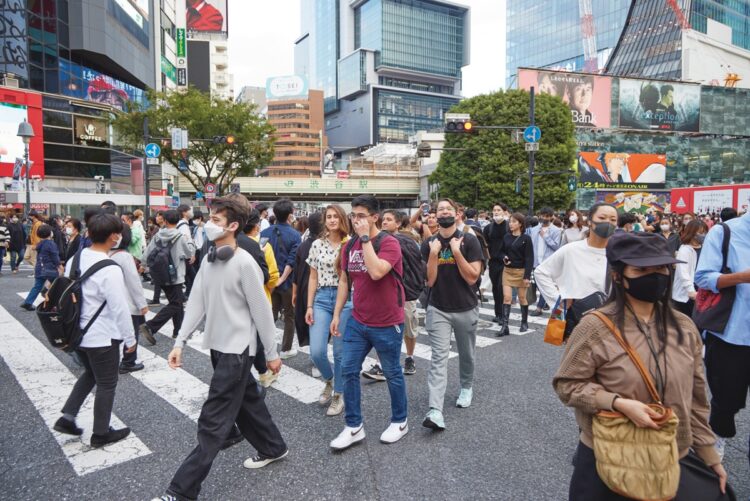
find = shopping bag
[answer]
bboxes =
[543,297,566,346]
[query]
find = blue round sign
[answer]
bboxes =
[145,143,161,158]
[523,126,541,143]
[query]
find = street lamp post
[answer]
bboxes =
[16,120,35,219]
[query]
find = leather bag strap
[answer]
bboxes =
[590,311,661,404]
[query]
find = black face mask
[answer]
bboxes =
[592,221,616,239]
[437,216,455,228]
[624,272,670,303]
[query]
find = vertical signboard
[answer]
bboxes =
[175,0,188,89]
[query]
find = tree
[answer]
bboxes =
[429,89,577,212]
[111,87,275,194]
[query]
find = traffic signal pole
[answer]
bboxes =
[528,86,535,216]
[143,117,151,218]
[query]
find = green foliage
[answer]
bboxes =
[429,89,577,212]
[111,87,275,194]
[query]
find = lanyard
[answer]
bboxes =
[626,304,667,402]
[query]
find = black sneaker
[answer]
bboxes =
[150,494,178,501]
[147,299,161,306]
[361,364,386,381]
[90,426,131,448]
[119,362,145,374]
[243,449,289,469]
[20,302,34,311]
[53,416,83,436]
[403,357,416,376]
[139,323,157,345]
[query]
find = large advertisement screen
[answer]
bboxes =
[0,102,28,166]
[0,89,44,179]
[618,79,700,131]
[595,191,671,214]
[518,69,612,128]
[578,152,667,190]
[60,60,146,111]
[187,0,228,34]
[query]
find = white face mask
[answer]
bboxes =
[569,215,578,224]
[660,223,671,232]
[112,236,122,249]
[493,215,504,223]
[204,220,227,241]
[65,227,73,236]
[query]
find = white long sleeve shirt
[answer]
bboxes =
[534,239,609,307]
[65,248,135,348]
[108,249,147,315]
[174,247,279,359]
[672,244,698,303]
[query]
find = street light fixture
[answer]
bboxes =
[16,120,35,219]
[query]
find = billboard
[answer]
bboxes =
[518,69,612,127]
[60,60,146,111]
[671,184,750,214]
[0,89,44,179]
[578,152,666,190]
[266,75,309,100]
[618,79,700,131]
[186,0,227,34]
[595,191,671,214]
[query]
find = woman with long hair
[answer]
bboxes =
[292,212,323,355]
[305,205,352,416]
[553,232,727,499]
[562,209,585,245]
[498,212,533,335]
[672,219,708,317]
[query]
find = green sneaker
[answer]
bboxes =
[456,388,473,408]
[422,408,446,431]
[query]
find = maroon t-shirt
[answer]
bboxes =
[342,235,404,327]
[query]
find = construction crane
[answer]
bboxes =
[578,0,598,72]
[666,0,691,30]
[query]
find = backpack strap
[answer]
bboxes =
[718,223,731,273]
[373,231,404,307]
[75,257,118,334]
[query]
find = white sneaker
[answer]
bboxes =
[330,425,365,451]
[312,366,322,378]
[380,420,408,444]
[279,349,298,360]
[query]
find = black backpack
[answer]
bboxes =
[147,234,180,285]
[344,231,425,305]
[36,250,117,352]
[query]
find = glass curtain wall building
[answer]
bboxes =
[297,0,469,154]
[506,0,631,88]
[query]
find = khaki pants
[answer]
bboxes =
[26,247,37,266]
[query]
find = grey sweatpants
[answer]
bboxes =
[425,305,478,412]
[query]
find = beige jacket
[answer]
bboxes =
[553,303,720,466]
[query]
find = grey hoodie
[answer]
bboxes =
[143,227,194,285]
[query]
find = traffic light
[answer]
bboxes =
[567,175,577,192]
[445,118,475,133]
[167,181,174,196]
[213,135,236,144]
[416,143,432,158]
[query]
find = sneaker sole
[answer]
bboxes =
[422,418,445,431]
[380,427,409,444]
[456,402,471,408]
[141,331,157,346]
[326,406,344,417]
[119,366,145,374]
[330,434,365,452]
[53,424,83,436]
[361,373,386,381]
[243,449,289,469]
[403,369,416,376]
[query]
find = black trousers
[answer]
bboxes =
[254,335,267,375]
[673,299,695,318]
[705,333,750,438]
[271,287,295,352]
[184,261,197,296]
[122,315,144,366]
[147,284,184,337]
[488,260,504,317]
[61,340,120,435]
[168,348,286,501]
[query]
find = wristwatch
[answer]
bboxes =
[360,234,371,243]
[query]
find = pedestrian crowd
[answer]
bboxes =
[2,194,747,501]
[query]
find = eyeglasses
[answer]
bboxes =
[349,212,371,220]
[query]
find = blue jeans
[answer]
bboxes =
[10,247,24,271]
[0,247,5,272]
[342,317,407,428]
[24,276,48,305]
[309,287,351,394]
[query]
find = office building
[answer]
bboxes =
[236,85,267,112]
[295,0,470,155]
[506,0,631,87]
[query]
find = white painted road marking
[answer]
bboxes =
[0,305,151,476]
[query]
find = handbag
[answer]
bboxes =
[693,223,735,333]
[589,311,680,501]
[543,297,566,346]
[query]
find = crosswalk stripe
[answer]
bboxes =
[0,304,151,476]
[297,344,378,372]
[414,327,503,347]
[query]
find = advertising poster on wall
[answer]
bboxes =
[693,189,734,215]
[738,188,750,214]
[595,191,671,214]
[518,69,611,127]
[577,152,666,190]
[618,79,700,131]
[0,89,44,179]
[186,0,228,34]
[0,102,27,166]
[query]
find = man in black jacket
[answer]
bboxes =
[7,215,26,274]
[483,203,509,322]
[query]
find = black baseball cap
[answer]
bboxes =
[606,232,684,267]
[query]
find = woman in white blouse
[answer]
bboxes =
[562,209,586,246]
[305,205,352,416]
[672,219,708,317]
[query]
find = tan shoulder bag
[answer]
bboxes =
[589,311,680,501]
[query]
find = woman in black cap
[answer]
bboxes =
[553,232,728,500]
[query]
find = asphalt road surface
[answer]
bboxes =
[1,269,747,500]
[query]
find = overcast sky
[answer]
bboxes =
[227,0,506,97]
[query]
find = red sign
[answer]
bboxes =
[336,171,350,179]
[670,184,750,214]
[0,88,44,179]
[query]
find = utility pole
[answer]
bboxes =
[143,117,151,218]
[528,86,535,216]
